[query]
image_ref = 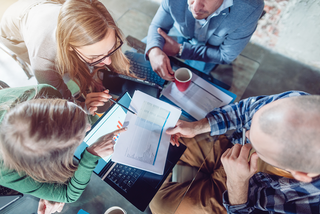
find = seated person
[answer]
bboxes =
[0,0,133,115]
[0,84,127,214]
[145,0,264,80]
[150,91,320,214]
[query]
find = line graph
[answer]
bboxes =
[125,101,170,165]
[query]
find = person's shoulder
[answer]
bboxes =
[167,0,186,3]
[35,84,62,99]
[276,90,310,99]
[166,0,187,7]
[233,0,264,10]
[0,84,62,101]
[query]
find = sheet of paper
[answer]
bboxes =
[162,73,233,120]
[112,90,181,175]
[80,105,126,164]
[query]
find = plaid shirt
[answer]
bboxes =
[206,91,320,213]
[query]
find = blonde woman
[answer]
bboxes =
[0,0,130,115]
[0,84,127,213]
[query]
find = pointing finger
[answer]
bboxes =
[113,127,128,136]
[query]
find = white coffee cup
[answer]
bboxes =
[104,206,127,214]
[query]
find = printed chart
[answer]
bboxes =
[112,90,181,175]
[82,106,126,162]
[74,104,127,174]
[125,101,170,165]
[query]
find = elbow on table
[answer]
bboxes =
[63,195,80,203]
[220,53,237,65]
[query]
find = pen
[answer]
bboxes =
[109,98,137,115]
[242,128,246,146]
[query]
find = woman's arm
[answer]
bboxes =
[0,149,99,203]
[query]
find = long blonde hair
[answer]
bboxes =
[0,99,88,184]
[55,0,131,96]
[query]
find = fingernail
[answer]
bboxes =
[124,127,128,130]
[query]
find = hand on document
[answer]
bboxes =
[166,118,211,147]
[87,127,127,157]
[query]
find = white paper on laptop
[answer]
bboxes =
[162,73,233,120]
[112,90,181,175]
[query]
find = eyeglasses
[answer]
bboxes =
[72,35,123,67]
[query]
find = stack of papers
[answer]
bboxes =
[162,73,234,120]
[112,91,181,175]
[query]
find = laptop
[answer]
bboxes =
[102,51,230,100]
[102,51,167,99]
[74,92,186,211]
[0,186,23,212]
[125,35,230,90]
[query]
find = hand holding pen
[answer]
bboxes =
[84,89,137,115]
[84,90,112,115]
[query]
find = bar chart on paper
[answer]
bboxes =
[125,101,170,165]
[112,90,181,175]
[74,104,127,174]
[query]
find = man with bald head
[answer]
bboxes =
[150,91,320,214]
[145,0,264,80]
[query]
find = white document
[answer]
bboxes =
[162,73,233,120]
[82,105,126,163]
[112,91,181,175]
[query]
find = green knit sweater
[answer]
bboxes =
[0,84,100,202]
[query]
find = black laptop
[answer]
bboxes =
[74,92,186,211]
[102,51,166,99]
[0,186,23,212]
[102,51,230,100]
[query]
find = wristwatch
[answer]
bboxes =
[178,44,183,57]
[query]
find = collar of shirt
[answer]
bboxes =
[188,0,233,26]
[208,0,233,20]
[189,0,233,44]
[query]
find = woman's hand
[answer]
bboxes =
[37,199,65,214]
[87,127,127,157]
[84,90,112,115]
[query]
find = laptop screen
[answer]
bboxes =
[74,92,131,174]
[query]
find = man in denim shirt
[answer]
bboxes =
[145,0,264,80]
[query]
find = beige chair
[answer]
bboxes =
[0,42,33,79]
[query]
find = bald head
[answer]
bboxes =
[250,95,320,174]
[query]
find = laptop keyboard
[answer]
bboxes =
[130,62,165,86]
[107,163,143,192]
[125,51,166,87]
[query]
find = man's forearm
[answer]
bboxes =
[194,118,211,135]
[227,181,249,205]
